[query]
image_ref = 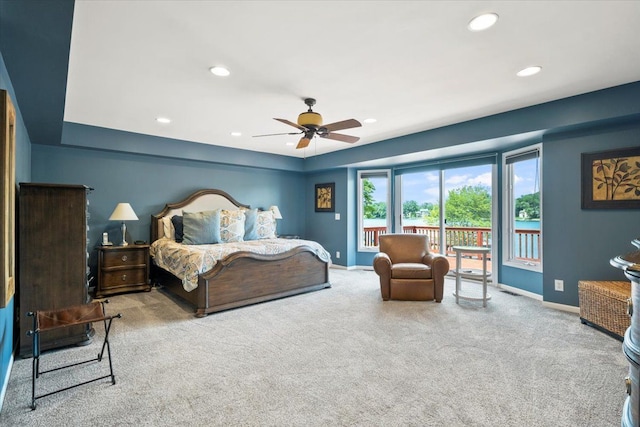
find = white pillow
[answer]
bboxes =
[162,216,175,240]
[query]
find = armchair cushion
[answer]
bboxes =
[391,263,432,280]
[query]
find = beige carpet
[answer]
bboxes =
[0,269,627,426]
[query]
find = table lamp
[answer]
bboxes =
[269,205,283,220]
[109,202,139,246]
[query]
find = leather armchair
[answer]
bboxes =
[373,234,450,302]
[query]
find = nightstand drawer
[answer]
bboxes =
[102,249,146,267]
[96,244,150,297]
[101,267,147,288]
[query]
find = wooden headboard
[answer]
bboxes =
[151,189,250,242]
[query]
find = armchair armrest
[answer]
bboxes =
[373,252,392,300]
[423,253,450,302]
[373,252,392,275]
[422,253,450,276]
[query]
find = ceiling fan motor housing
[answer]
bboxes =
[298,111,322,127]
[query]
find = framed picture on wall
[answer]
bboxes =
[1,90,16,308]
[581,146,640,209]
[315,182,335,212]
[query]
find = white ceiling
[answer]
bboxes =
[64,1,640,159]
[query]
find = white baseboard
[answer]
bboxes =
[495,283,543,301]
[330,264,369,271]
[495,283,579,313]
[542,301,580,314]
[0,353,14,413]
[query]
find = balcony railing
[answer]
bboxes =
[363,225,540,263]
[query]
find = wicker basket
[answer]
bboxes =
[578,280,631,340]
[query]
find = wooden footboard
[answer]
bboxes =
[153,246,330,317]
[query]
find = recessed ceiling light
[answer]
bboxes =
[230,132,242,137]
[285,142,295,146]
[156,117,171,124]
[364,118,377,124]
[209,66,230,77]
[517,66,542,77]
[468,13,499,31]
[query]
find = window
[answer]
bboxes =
[358,169,391,251]
[502,144,542,271]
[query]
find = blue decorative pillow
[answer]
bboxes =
[182,210,221,245]
[171,215,184,243]
[244,209,259,241]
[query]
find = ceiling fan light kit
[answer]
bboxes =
[298,111,322,127]
[298,98,323,127]
[253,98,362,149]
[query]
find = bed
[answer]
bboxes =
[150,189,331,316]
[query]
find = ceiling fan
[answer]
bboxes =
[254,98,361,149]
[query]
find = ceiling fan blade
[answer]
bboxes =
[296,136,311,149]
[322,119,362,132]
[253,131,302,138]
[320,132,360,144]
[274,118,307,131]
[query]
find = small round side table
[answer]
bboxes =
[452,245,491,307]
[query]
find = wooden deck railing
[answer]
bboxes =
[363,225,540,262]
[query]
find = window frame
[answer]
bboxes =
[358,169,391,252]
[502,143,542,272]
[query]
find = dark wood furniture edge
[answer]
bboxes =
[579,317,624,341]
[155,248,331,317]
[96,244,151,298]
[202,245,325,278]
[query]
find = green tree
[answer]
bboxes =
[403,200,420,218]
[363,178,387,219]
[362,178,376,219]
[422,186,491,227]
[445,185,491,227]
[424,203,440,226]
[515,192,540,219]
[420,202,434,212]
[371,201,387,219]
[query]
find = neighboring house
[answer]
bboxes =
[2,0,639,411]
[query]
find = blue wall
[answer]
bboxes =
[0,51,31,409]
[305,169,349,267]
[31,141,307,279]
[542,121,640,305]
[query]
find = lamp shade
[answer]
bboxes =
[109,203,139,221]
[269,205,283,220]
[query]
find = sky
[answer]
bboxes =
[371,161,539,205]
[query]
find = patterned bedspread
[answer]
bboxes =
[150,238,331,292]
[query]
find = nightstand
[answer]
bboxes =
[96,244,151,298]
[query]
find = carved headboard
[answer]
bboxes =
[150,189,250,242]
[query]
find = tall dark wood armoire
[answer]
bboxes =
[18,183,93,357]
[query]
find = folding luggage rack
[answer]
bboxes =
[27,300,122,409]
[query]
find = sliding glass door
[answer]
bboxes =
[398,162,495,278]
[397,169,442,251]
[443,165,493,277]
